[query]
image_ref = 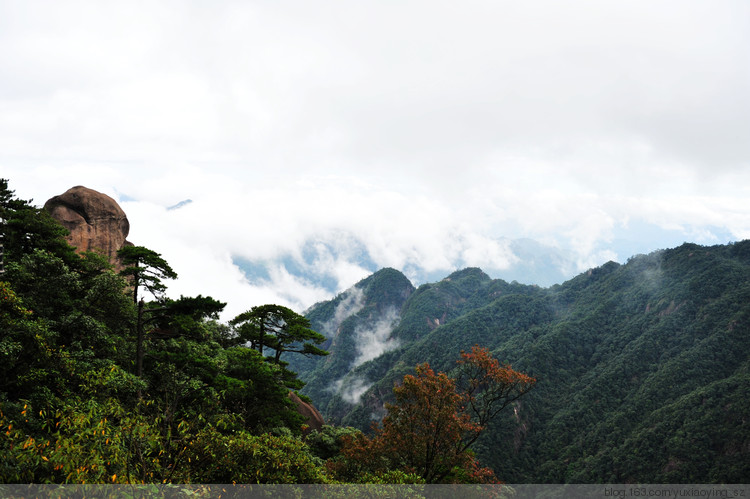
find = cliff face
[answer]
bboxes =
[289,391,325,434]
[44,186,131,269]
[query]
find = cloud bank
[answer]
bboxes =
[2,1,749,315]
[352,308,401,368]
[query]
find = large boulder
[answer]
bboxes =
[44,186,131,268]
[289,391,325,434]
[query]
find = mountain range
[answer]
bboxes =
[229,222,736,307]
[288,241,750,483]
[33,185,750,482]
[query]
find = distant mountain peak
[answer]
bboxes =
[357,267,415,306]
[167,199,193,211]
[443,267,491,281]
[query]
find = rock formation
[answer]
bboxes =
[288,391,325,434]
[44,186,131,269]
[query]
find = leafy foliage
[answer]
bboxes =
[230,304,327,364]
[184,426,327,483]
[0,179,329,484]
[117,245,177,304]
[327,348,533,483]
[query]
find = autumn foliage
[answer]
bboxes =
[455,345,537,446]
[329,346,536,483]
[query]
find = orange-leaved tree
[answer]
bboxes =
[330,346,536,484]
[454,345,537,450]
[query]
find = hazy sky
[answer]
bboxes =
[2,1,749,316]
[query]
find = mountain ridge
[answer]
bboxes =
[294,240,750,483]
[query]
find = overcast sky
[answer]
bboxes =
[2,1,749,317]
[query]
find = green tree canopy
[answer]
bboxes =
[230,304,328,364]
[0,178,79,268]
[117,245,177,304]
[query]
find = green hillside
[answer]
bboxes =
[287,268,415,422]
[2,176,747,484]
[300,242,750,483]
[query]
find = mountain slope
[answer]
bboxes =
[299,241,750,483]
[286,268,415,421]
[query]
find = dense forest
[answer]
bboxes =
[2,178,748,484]
[293,243,750,483]
[0,179,526,485]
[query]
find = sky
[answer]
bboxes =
[2,1,749,318]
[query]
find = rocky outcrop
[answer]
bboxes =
[288,391,325,434]
[44,186,131,269]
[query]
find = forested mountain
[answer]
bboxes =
[0,179,530,485]
[1,177,747,484]
[297,243,750,483]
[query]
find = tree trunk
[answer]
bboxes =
[136,298,144,399]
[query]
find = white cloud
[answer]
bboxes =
[335,376,373,405]
[321,287,365,336]
[352,307,401,368]
[2,0,749,312]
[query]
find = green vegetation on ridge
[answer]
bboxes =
[0,179,525,485]
[298,241,750,483]
[2,177,748,484]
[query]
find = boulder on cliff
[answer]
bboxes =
[44,186,131,268]
[289,391,325,435]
